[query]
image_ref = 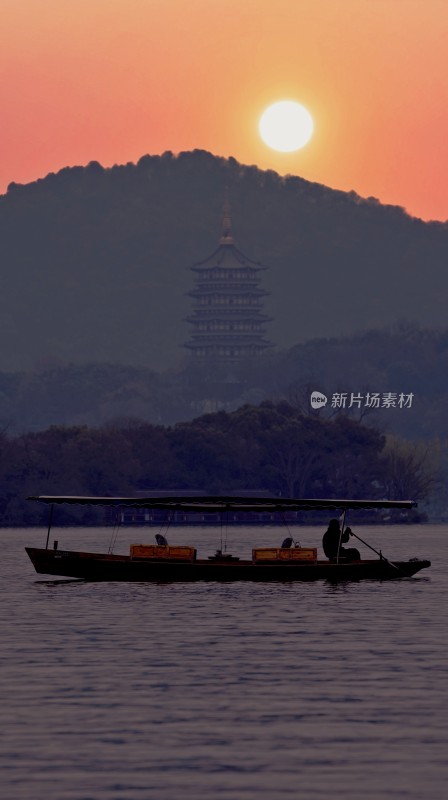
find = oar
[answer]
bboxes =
[349,530,413,577]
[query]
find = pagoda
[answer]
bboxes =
[185,202,273,361]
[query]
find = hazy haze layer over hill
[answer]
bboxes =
[1,150,447,371]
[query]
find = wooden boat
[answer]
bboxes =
[25,496,431,582]
[25,495,431,582]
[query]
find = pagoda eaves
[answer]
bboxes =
[184,205,273,361]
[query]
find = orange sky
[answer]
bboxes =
[1,0,447,220]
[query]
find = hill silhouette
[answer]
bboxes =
[1,150,447,371]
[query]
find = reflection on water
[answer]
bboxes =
[1,525,447,799]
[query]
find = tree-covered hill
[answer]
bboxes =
[0,402,434,526]
[1,324,447,441]
[1,150,447,372]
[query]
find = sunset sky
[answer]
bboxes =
[2,0,447,221]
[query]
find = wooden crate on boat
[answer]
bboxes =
[252,547,317,563]
[130,544,196,561]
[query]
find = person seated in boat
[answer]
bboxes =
[281,536,294,548]
[322,519,361,561]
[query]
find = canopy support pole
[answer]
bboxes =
[45,504,54,550]
[336,510,346,564]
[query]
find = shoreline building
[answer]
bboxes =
[184,203,273,361]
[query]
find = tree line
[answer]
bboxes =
[0,401,435,526]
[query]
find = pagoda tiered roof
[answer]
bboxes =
[184,197,273,359]
[188,285,267,298]
[191,243,266,272]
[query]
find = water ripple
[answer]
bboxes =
[1,525,447,799]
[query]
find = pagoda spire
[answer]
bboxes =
[220,187,234,245]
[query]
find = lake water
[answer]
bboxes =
[1,524,447,800]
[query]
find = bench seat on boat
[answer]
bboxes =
[130,544,197,562]
[252,547,317,564]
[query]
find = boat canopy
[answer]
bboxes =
[27,496,417,512]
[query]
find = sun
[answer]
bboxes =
[259,100,314,152]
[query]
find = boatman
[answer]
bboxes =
[322,519,361,561]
